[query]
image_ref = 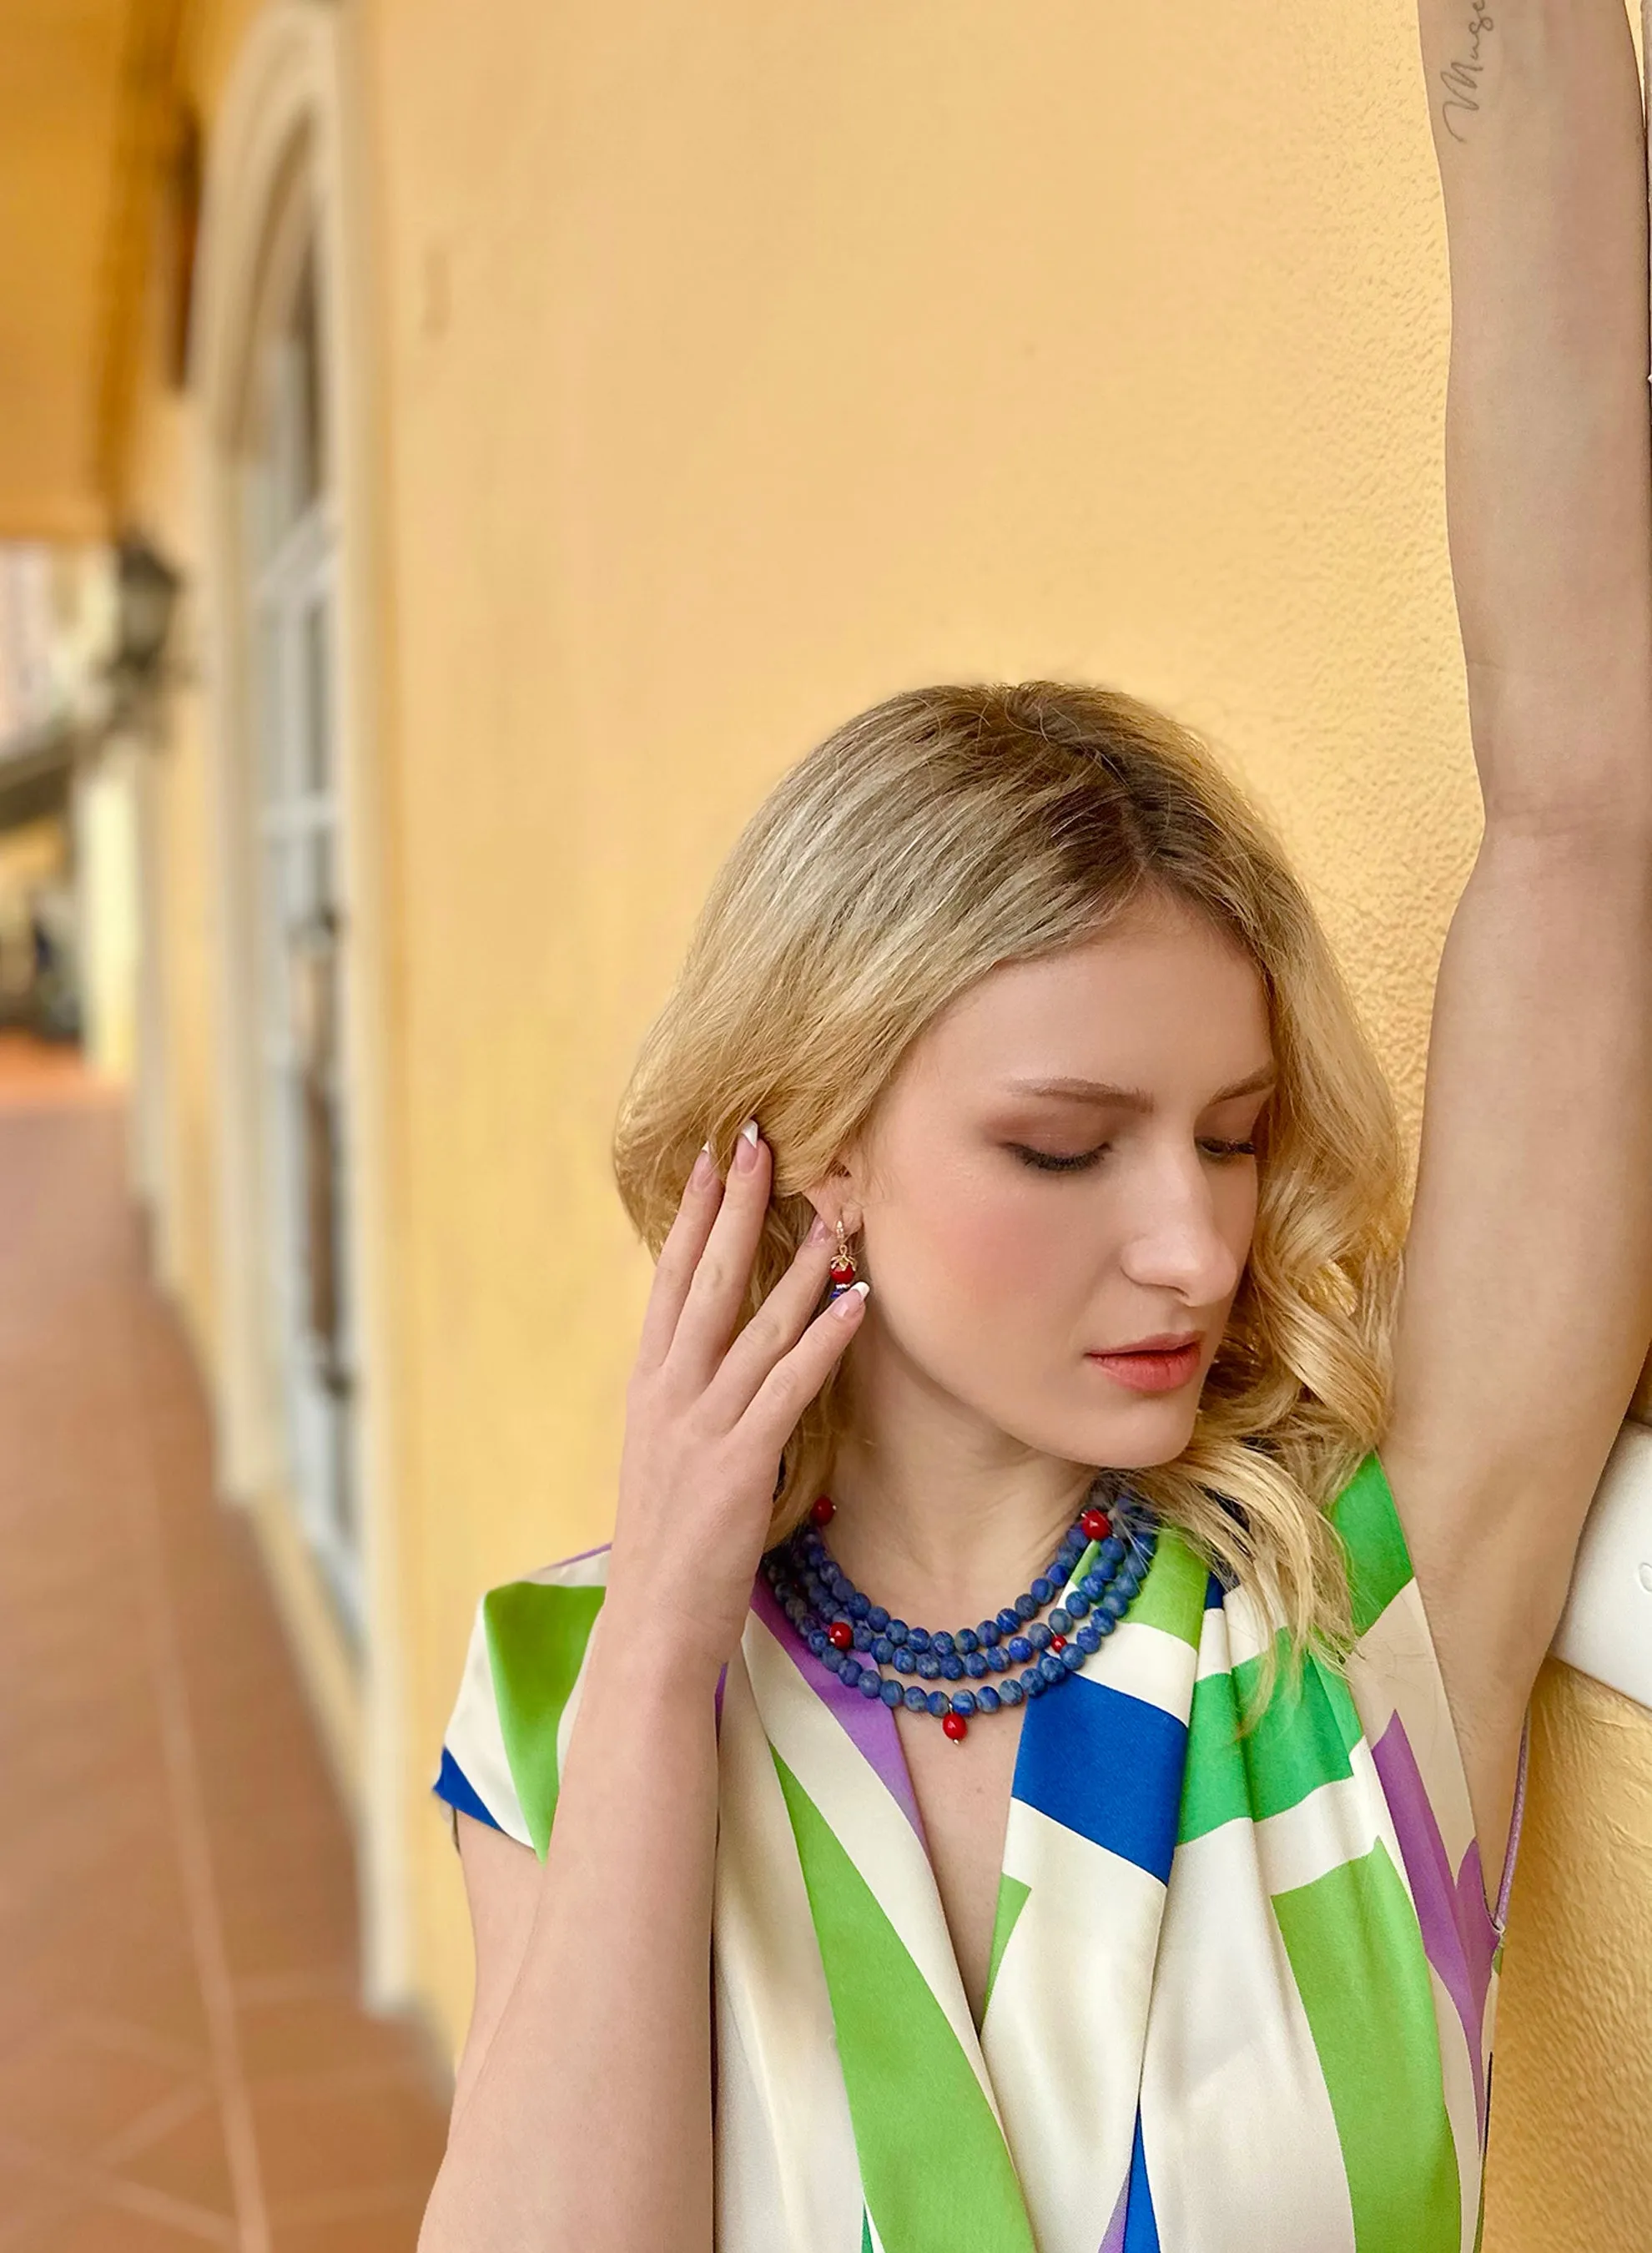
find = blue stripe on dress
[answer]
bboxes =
[1122,2111,1161,2251]
[1012,1674,1186,1882]
[432,1746,501,1831]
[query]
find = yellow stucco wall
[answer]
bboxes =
[122,3,1649,2243]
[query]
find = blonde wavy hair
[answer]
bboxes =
[613,680,1408,1672]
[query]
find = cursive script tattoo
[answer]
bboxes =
[1439,3,1496,143]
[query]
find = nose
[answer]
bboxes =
[1116,1143,1249,1309]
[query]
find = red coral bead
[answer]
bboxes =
[810,1494,836,1525]
[942,1712,969,1742]
[1050,1635,1068,1652]
[827,1620,854,1651]
[1080,1508,1111,1541]
[829,1259,857,1285]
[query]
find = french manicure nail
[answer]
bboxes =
[833,1279,870,1316]
[690,1144,717,1188]
[739,1116,760,1145]
[733,1117,761,1171]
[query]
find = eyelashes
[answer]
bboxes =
[1010,1140,1259,1176]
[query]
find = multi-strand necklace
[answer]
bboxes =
[763,1487,1157,1741]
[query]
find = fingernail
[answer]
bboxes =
[805,1211,831,1246]
[733,1118,761,1172]
[739,1116,760,1146]
[691,1144,716,1189]
[833,1279,870,1317]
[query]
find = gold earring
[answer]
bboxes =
[828,1217,859,1299]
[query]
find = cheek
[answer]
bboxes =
[880,1156,1100,1308]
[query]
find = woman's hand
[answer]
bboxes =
[604,1119,867,1681]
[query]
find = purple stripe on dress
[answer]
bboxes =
[1370,1710,1499,2137]
[748,1575,928,1844]
[1493,1711,1531,1932]
[1097,2166,1130,2253]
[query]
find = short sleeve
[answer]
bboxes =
[431,1545,612,1861]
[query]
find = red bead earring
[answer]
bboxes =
[827,1217,859,1300]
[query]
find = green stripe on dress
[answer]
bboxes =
[1272,1840,1461,2253]
[1181,1644,1365,1842]
[483,1581,605,1858]
[983,1875,1030,2014]
[1327,1452,1413,1637]
[772,1751,1037,2253]
[1121,1525,1208,1646]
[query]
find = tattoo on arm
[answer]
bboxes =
[1438,4,1496,143]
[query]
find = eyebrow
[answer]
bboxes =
[1003,1066,1278,1113]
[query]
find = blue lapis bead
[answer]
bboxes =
[917,1652,941,1680]
[931,1631,954,1658]
[999,1677,1024,1706]
[1075,1622,1101,1654]
[987,1645,1010,1671]
[1030,1576,1053,1606]
[1100,1590,1128,1620]
[880,1677,904,1708]
[979,1620,1000,1647]
[840,1657,863,1686]
[822,1650,843,1676]
[1080,1571,1106,1601]
[894,1647,916,1675]
[1066,1592,1091,1620]
[975,1684,1001,1714]
[808,1629,829,1656]
[868,1605,889,1632]
[859,1669,883,1698]
[926,1691,949,1718]
[964,1651,988,1679]
[908,1627,932,1654]
[951,1691,977,1717]
[848,1591,871,1620]
[996,1608,1020,1637]
[888,1620,909,1646]
[955,1627,979,1656]
[904,1684,928,1711]
[1015,1590,1039,1621]
[940,1655,965,1682]
[1007,1635,1033,1664]
[1049,1607,1073,1636]
[1022,1667,1046,1698]
[1039,1652,1065,1685]
[1096,1611,1118,1636]
[1027,1623,1052,1654]
[1100,1536,1125,1570]
[1060,1644,1084,1671]
[872,1636,894,1666]
[853,1625,874,1652]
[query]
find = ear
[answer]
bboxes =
[801,1162,863,1239]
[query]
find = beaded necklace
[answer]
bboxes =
[763,1489,1157,1741]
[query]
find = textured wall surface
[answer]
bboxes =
[128,2,1650,2244]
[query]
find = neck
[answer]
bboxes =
[823,1332,1096,1632]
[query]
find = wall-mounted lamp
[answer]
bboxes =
[105,532,184,735]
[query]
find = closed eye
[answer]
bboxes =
[1009,1138,1257,1175]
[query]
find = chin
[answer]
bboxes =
[999,1385,1202,1474]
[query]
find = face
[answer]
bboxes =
[837,900,1274,1471]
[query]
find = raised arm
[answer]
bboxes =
[1383,0,1652,1893]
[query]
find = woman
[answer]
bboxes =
[421,6,1652,2250]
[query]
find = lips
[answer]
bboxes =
[1085,1337,1203,1394]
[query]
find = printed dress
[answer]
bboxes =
[432,1449,1526,2253]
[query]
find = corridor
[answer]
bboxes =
[0,1041,450,2250]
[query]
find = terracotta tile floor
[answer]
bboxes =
[0,1040,451,2249]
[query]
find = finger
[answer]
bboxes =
[635,1144,724,1372]
[738,1280,869,1451]
[666,1121,775,1384]
[700,1214,837,1424]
